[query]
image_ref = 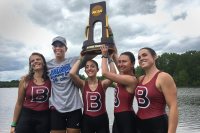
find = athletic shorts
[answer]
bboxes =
[112,111,137,133]
[81,113,110,133]
[137,114,168,133]
[50,108,82,130]
[16,107,50,133]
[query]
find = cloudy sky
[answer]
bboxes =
[0,0,200,81]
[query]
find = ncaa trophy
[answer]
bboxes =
[82,1,115,55]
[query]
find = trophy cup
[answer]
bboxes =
[82,1,115,55]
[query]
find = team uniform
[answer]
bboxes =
[81,80,110,133]
[112,83,137,133]
[15,80,51,133]
[47,57,83,130]
[135,71,168,133]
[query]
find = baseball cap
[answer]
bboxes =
[52,36,67,46]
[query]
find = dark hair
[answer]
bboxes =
[27,52,49,81]
[120,51,135,74]
[85,60,99,70]
[140,47,157,57]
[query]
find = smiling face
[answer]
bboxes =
[52,42,67,59]
[117,55,133,74]
[138,48,157,70]
[85,60,99,78]
[29,54,44,71]
[28,52,48,80]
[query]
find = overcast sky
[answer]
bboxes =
[0,0,200,81]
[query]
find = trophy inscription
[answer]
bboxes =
[82,1,115,55]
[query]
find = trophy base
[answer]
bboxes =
[82,43,115,55]
[82,37,115,55]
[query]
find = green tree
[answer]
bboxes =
[175,69,189,86]
[157,53,179,77]
[135,66,144,78]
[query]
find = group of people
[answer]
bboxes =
[10,36,178,133]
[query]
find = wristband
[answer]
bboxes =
[11,122,17,127]
[101,55,108,58]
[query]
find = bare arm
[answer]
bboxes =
[10,78,26,133]
[101,53,136,87]
[69,56,85,90]
[101,55,117,90]
[100,45,137,93]
[157,72,178,133]
[112,44,119,71]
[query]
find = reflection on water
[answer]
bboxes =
[177,88,200,133]
[0,87,200,133]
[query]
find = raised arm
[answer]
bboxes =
[112,44,119,71]
[69,55,85,90]
[101,45,137,94]
[101,53,117,89]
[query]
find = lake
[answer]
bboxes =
[0,87,200,133]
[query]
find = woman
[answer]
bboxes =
[47,36,83,133]
[100,45,138,133]
[69,54,116,133]
[10,52,51,133]
[135,47,178,133]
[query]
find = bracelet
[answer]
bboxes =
[11,121,17,127]
[101,55,108,58]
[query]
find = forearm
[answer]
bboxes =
[12,102,23,124]
[102,57,109,75]
[70,58,82,76]
[10,103,22,133]
[109,58,116,74]
[168,105,178,133]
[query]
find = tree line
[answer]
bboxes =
[0,50,199,88]
[0,80,19,88]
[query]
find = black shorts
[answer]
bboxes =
[81,113,110,133]
[50,108,82,130]
[112,111,137,133]
[137,114,168,133]
[16,107,50,133]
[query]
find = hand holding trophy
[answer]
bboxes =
[82,1,115,55]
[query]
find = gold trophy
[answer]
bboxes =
[82,1,115,55]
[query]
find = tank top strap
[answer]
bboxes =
[85,80,89,85]
[97,79,101,86]
[152,71,161,81]
[139,71,161,84]
[26,80,33,89]
[139,76,145,84]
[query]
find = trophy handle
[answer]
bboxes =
[104,25,113,38]
[105,15,109,38]
[85,25,90,39]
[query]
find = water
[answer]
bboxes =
[176,88,200,132]
[0,87,200,133]
[0,88,17,133]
